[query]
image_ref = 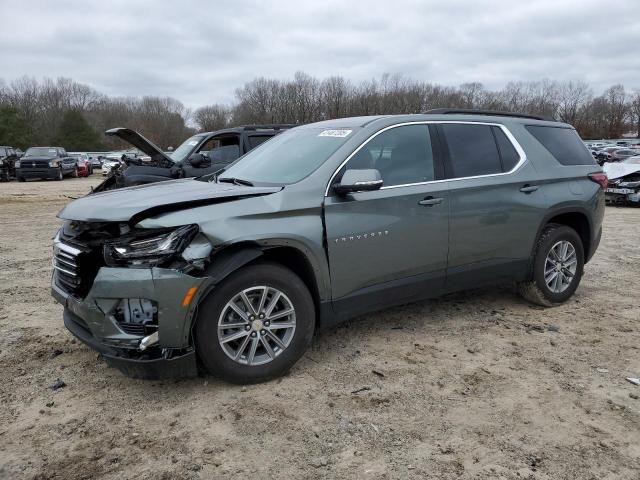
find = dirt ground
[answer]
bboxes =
[0,176,639,480]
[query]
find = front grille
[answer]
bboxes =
[20,159,51,168]
[118,323,146,335]
[53,238,102,298]
[53,241,82,293]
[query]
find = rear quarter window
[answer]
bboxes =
[526,125,596,166]
[247,135,272,149]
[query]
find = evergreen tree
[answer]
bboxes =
[0,106,33,148]
[54,110,102,150]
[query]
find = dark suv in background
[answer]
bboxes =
[16,147,78,181]
[52,110,605,384]
[93,125,292,191]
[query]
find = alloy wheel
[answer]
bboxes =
[217,286,296,366]
[544,240,577,293]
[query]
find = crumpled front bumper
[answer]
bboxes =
[52,266,206,379]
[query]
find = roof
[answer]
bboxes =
[197,124,296,137]
[299,111,568,131]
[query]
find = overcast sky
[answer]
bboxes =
[1,0,638,108]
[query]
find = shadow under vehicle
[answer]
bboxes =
[92,125,293,192]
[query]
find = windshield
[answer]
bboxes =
[25,147,57,158]
[171,135,204,163]
[221,127,353,185]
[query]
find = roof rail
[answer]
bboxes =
[423,108,551,121]
[241,124,298,131]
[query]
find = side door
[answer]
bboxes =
[324,123,449,319]
[183,134,242,177]
[437,122,547,289]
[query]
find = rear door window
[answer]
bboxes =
[525,125,596,165]
[440,124,502,178]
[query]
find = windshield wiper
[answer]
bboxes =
[218,177,254,187]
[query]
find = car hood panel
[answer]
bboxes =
[105,127,174,166]
[58,178,282,222]
[603,162,640,180]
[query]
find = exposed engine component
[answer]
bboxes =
[113,298,158,336]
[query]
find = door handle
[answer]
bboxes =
[418,196,443,206]
[520,185,539,194]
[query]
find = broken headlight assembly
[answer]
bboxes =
[104,224,199,266]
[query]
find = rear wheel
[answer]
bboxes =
[195,263,315,384]
[518,224,584,307]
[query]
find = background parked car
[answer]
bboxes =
[606,148,637,164]
[101,155,123,176]
[69,153,93,175]
[596,146,626,165]
[15,147,78,181]
[0,146,19,181]
[92,124,292,192]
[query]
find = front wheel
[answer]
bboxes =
[55,167,63,181]
[518,224,584,307]
[195,263,315,384]
[72,166,79,178]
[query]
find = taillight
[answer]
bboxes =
[588,172,608,189]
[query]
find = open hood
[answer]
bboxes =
[603,162,640,180]
[58,178,281,223]
[105,128,175,166]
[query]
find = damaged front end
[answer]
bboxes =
[51,220,213,379]
[604,163,640,205]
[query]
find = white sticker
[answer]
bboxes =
[48,149,57,153]
[188,141,198,146]
[318,129,352,138]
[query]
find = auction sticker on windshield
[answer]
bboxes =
[318,129,352,138]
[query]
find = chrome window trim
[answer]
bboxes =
[324,121,528,196]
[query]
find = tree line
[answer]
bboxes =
[1,73,639,151]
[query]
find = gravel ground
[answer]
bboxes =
[1,176,639,480]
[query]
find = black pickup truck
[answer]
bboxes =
[93,125,293,192]
[16,147,78,181]
[0,146,19,181]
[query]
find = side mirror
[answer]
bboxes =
[333,169,383,195]
[188,153,206,167]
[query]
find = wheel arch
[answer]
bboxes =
[535,206,593,264]
[186,241,325,344]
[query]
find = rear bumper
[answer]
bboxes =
[17,167,58,179]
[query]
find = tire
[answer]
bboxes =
[55,167,63,181]
[72,166,79,178]
[18,176,25,182]
[195,262,315,384]
[518,224,584,307]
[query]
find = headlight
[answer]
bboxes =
[49,160,58,167]
[14,160,20,168]
[104,225,199,266]
[0,159,4,166]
